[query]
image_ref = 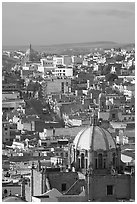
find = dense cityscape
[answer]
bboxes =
[2,42,135,202]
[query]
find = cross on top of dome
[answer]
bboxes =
[90,108,98,126]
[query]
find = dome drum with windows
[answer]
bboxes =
[70,113,121,174]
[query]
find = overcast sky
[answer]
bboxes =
[2,2,135,46]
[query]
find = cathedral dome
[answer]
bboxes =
[73,125,116,151]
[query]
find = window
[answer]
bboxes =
[85,158,88,169]
[98,153,103,169]
[3,189,8,195]
[61,183,66,192]
[112,113,116,120]
[112,153,116,166]
[61,82,64,93]
[78,158,80,169]
[103,159,106,169]
[95,158,98,169]
[81,153,85,169]
[107,185,113,195]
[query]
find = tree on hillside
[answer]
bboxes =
[103,64,112,75]
[2,55,19,71]
[115,55,125,62]
[105,73,118,83]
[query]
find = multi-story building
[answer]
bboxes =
[2,121,18,143]
[53,66,73,77]
[42,78,71,98]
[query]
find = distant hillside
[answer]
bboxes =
[44,41,117,48]
[2,55,19,71]
[3,41,134,55]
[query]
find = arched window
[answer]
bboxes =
[112,153,116,166]
[103,158,106,169]
[85,158,88,169]
[98,153,103,169]
[4,189,8,195]
[95,158,98,169]
[81,153,85,169]
[78,158,80,169]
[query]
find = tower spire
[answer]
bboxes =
[29,43,32,50]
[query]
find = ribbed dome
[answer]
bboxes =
[73,125,116,151]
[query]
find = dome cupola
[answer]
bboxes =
[73,125,116,151]
[70,115,121,173]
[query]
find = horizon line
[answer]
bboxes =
[2,40,135,48]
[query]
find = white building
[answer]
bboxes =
[53,67,73,77]
[40,58,54,67]
[53,56,64,66]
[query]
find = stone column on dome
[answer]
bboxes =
[116,144,121,171]
[88,149,94,170]
[85,168,94,201]
[107,150,112,171]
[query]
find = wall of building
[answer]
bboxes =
[115,175,130,199]
[25,182,31,202]
[130,175,135,199]
[32,170,42,196]
[57,195,86,202]
[88,174,134,201]
[35,120,63,132]
[53,56,64,66]
[2,185,21,197]
[64,56,72,66]
[2,122,17,143]
[32,196,58,202]
[118,112,123,121]
[121,114,135,122]
[2,92,19,100]
[46,172,78,193]
[43,79,71,95]
[23,122,32,131]
[54,68,73,77]
[2,100,25,110]
[98,112,109,120]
